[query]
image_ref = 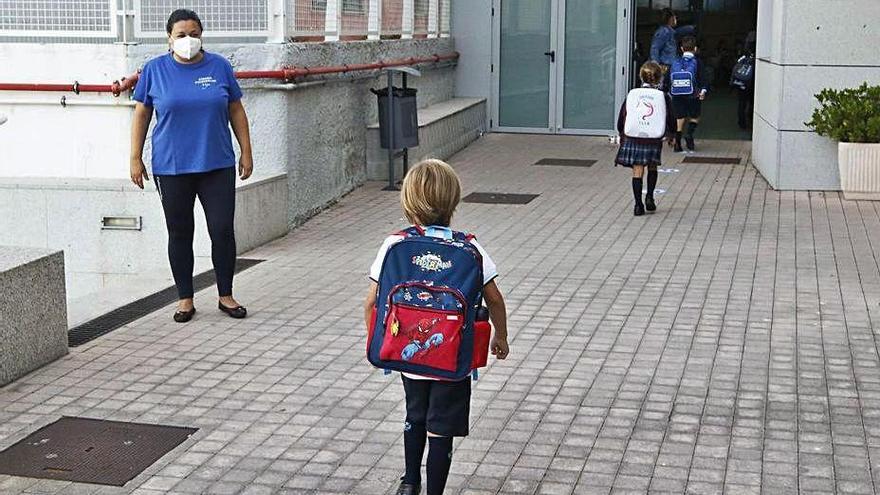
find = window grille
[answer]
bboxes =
[380,0,403,37]
[135,0,269,37]
[0,0,115,37]
[290,0,326,39]
[413,0,427,36]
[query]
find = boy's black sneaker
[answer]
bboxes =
[396,479,421,495]
[645,196,656,212]
[674,142,684,153]
[685,135,695,151]
[634,203,646,216]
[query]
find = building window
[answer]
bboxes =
[312,0,326,11]
[343,0,365,13]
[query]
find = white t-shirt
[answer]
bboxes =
[369,226,498,381]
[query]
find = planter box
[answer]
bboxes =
[840,142,880,200]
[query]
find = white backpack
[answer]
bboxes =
[623,87,667,139]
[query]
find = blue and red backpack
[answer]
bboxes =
[367,226,491,381]
[670,55,699,96]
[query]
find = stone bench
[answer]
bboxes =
[0,247,68,386]
[367,97,487,181]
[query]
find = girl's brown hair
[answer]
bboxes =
[640,61,663,86]
[400,159,462,227]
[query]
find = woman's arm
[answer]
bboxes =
[130,102,152,189]
[229,100,254,180]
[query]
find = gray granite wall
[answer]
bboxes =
[0,248,68,386]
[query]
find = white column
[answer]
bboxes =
[402,0,414,39]
[325,0,341,41]
[428,0,439,38]
[266,0,287,43]
[368,0,381,39]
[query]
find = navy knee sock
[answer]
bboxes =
[632,177,644,205]
[646,169,658,198]
[403,421,427,485]
[687,121,698,138]
[426,436,453,495]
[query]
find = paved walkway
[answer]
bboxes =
[3,134,880,494]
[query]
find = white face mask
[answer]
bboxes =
[172,36,202,60]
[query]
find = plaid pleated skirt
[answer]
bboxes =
[615,139,663,168]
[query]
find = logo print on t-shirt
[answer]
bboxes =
[194,76,217,89]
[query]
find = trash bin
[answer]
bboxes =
[371,86,419,150]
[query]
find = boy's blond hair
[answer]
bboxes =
[400,159,461,227]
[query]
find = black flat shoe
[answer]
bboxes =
[173,308,196,323]
[218,302,247,319]
[395,478,421,495]
[645,196,656,212]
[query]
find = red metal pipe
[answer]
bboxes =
[0,52,459,97]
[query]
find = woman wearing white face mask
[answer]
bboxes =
[130,9,254,323]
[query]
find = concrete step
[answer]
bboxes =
[367,97,486,181]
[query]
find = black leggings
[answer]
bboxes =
[155,167,236,300]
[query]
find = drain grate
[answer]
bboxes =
[0,417,197,486]
[533,158,596,167]
[463,192,540,205]
[68,258,264,347]
[682,156,742,164]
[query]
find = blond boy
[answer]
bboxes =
[363,159,509,495]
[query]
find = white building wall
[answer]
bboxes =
[753,0,880,190]
[0,38,458,319]
[0,44,133,179]
[452,0,492,102]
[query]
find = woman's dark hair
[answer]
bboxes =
[166,9,203,35]
[660,8,675,25]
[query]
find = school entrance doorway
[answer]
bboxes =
[491,0,632,135]
[632,1,758,140]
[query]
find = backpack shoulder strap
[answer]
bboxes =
[452,230,476,243]
[395,225,425,237]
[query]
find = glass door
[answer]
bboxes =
[493,0,631,134]
[557,0,628,133]
[494,0,556,132]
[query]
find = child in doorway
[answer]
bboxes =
[671,36,708,152]
[363,159,510,495]
[616,61,676,216]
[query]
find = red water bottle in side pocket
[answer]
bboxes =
[471,306,491,370]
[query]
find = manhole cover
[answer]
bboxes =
[0,417,197,486]
[533,158,596,167]
[681,156,741,164]
[68,258,264,347]
[463,192,540,205]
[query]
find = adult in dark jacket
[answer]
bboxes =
[650,8,696,90]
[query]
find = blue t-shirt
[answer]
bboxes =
[133,52,243,175]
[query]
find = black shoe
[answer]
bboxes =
[685,135,695,151]
[674,143,684,153]
[218,302,247,319]
[645,196,656,212]
[173,307,196,323]
[395,478,421,495]
[634,203,645,216]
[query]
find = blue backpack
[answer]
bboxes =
[367,226,489,381]
[670,56,698,96]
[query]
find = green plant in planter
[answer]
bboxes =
[806,82,880,143]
